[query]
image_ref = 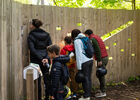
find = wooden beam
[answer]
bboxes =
[26,69,34,100]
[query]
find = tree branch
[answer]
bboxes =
[53,0,58,6]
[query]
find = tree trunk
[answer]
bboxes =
[53,0,58,6]
[132,0,136,10]
[37,0,40,5]
[41,0,44,5]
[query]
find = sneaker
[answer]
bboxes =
[72,94,77,98]
[78,97,90,100]
[67,95,72,99]
[95,92,106,98]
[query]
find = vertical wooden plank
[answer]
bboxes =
[0,0,10,99]
[11,2,17,100]
[91,9,97,35]
[26,69,34,100]
[51,6,56,43]
[105,9,113,82]
[0,0,2,97]
[136,10,140,75]
[130,10,136,77]
[69,8,76,31]
[60,7,67,41]
[124,10,132,80]
[56,7,62,43]
[43,6,51,34]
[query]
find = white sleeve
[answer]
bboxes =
[74,39,83,70]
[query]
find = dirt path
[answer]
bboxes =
[90,80,140,100]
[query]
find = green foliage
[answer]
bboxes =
[127,76,140,82]
[92,85,97,91]
[101,21,133,41]
[127,76,136,82]
[135,76,140,80]
[52,0,86,7]
[52,0,140,9]
[14,0,140,9]
[90,0,132,9]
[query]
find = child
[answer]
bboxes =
[60,36,78,98]
[46,44,70,100]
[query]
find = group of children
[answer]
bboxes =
[42,29,108,100]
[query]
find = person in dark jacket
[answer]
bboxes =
[45,44,70,100]
[85,29,108,98]
[27,19,52,100]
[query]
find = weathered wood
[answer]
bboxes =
[26,69,34,100]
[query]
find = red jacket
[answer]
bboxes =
[60,45,76,68]
[60,45,74,55]
[89,34,108,59]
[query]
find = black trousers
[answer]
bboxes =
[97,57,108,93]
[81,60,93,98]
[36,63,50,100]
[54,92,63,100]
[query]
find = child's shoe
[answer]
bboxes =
[67,95,72,99]
[72,93,77,98]
[78,97,90,100]
[95,92,106,97]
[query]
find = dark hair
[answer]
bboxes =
[64,36,72,44]
[84,29,93,36]
[71,29,81,40]
[47,44,60,55]
[32,19,43,28]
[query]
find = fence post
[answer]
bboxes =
[26,69,34,100]
[35,79,38,100]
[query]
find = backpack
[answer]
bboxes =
[62,64,70,85]
[79,37,94,58]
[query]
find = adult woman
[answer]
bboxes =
[27,19,52,100]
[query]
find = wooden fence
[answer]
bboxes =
[0,0,140,100]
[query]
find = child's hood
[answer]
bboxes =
[53,55,70,64]
[63,45,74,52]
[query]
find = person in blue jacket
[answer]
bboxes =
[45,44,70,100]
